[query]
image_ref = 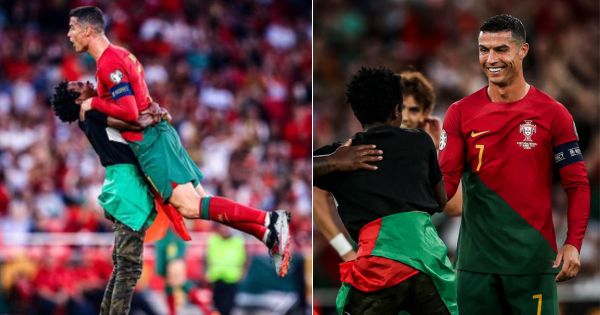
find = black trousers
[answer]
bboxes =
[212,280,238,315]
[343,273,450,315]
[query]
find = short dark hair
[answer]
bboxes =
[480,14,526,43]
[51,81,80,123]
[346,67,402,126]
[69,6,105,32]
[399,70,435,112]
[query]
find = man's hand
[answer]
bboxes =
[329,138,383,172]
[79,97,93,120]
[137,102,172,128]
[314,139,383,178]
[553,244,581,282]
[160,107,173,123]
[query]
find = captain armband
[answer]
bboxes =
[553,141,584,169]
[329,233,353,257]
[109,82,134,100]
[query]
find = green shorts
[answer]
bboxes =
[98,164,156,231]
[128,121,203,201]
[457,270,558,315]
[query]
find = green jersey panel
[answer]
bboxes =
[456,169,559,274]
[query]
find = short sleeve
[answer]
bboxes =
[439,103,465,198]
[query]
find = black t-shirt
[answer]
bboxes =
[314,125,442,241]
[78,110,138,167]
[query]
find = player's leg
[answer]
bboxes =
[194,183,291,267]
[109,220,145,315]
[457,270,508,315]
[170,182,268,228]
[133,123,275,229]
[131,123,291,275]
[184,182,291,276]
[500,274,558,315]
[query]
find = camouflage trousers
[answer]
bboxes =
[100,218,146,315]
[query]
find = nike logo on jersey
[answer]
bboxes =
[470,130,490,137]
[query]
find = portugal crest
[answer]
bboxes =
[517,120,537,149]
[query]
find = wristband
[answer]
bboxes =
[329,233,353,256]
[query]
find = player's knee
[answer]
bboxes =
[170,184,201,218]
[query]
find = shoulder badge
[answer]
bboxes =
[109,70,123,84]
[439,129,447,150]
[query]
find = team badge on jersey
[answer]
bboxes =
[110,70,123,84]
[517,120,537,149]
[440,129,447,150]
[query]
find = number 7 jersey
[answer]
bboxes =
[439,85,590,275]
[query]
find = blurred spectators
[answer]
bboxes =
[314,0,599,314]
[0,0,311,314]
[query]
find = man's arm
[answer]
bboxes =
[550,107,591,282]
[553,159,590,282]
[427,134,448,211]
[102,102,171,131]
[433,179,448,211]
[443,182,463,216]
[81,63,139,122]
[106,117,142,131]
[313,187,356,261]
[423,114,462,216]
[314,139,383,178]
[439,104,465,199]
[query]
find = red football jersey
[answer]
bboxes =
[439,86,589,274]
[92,44,152,142]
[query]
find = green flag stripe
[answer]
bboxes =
[373,212,458,314]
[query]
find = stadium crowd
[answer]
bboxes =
[0,0,312,314]
[313,0,599,314]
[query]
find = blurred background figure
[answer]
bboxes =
[0,0,311,314]
[313,0,599,314]
[206,224,246,315]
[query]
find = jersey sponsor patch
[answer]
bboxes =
[110,69,123,83]
[439,129,447,150]
[109,82,134,100]
[553,141,583,169]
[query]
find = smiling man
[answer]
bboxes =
[439,14,590,314]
